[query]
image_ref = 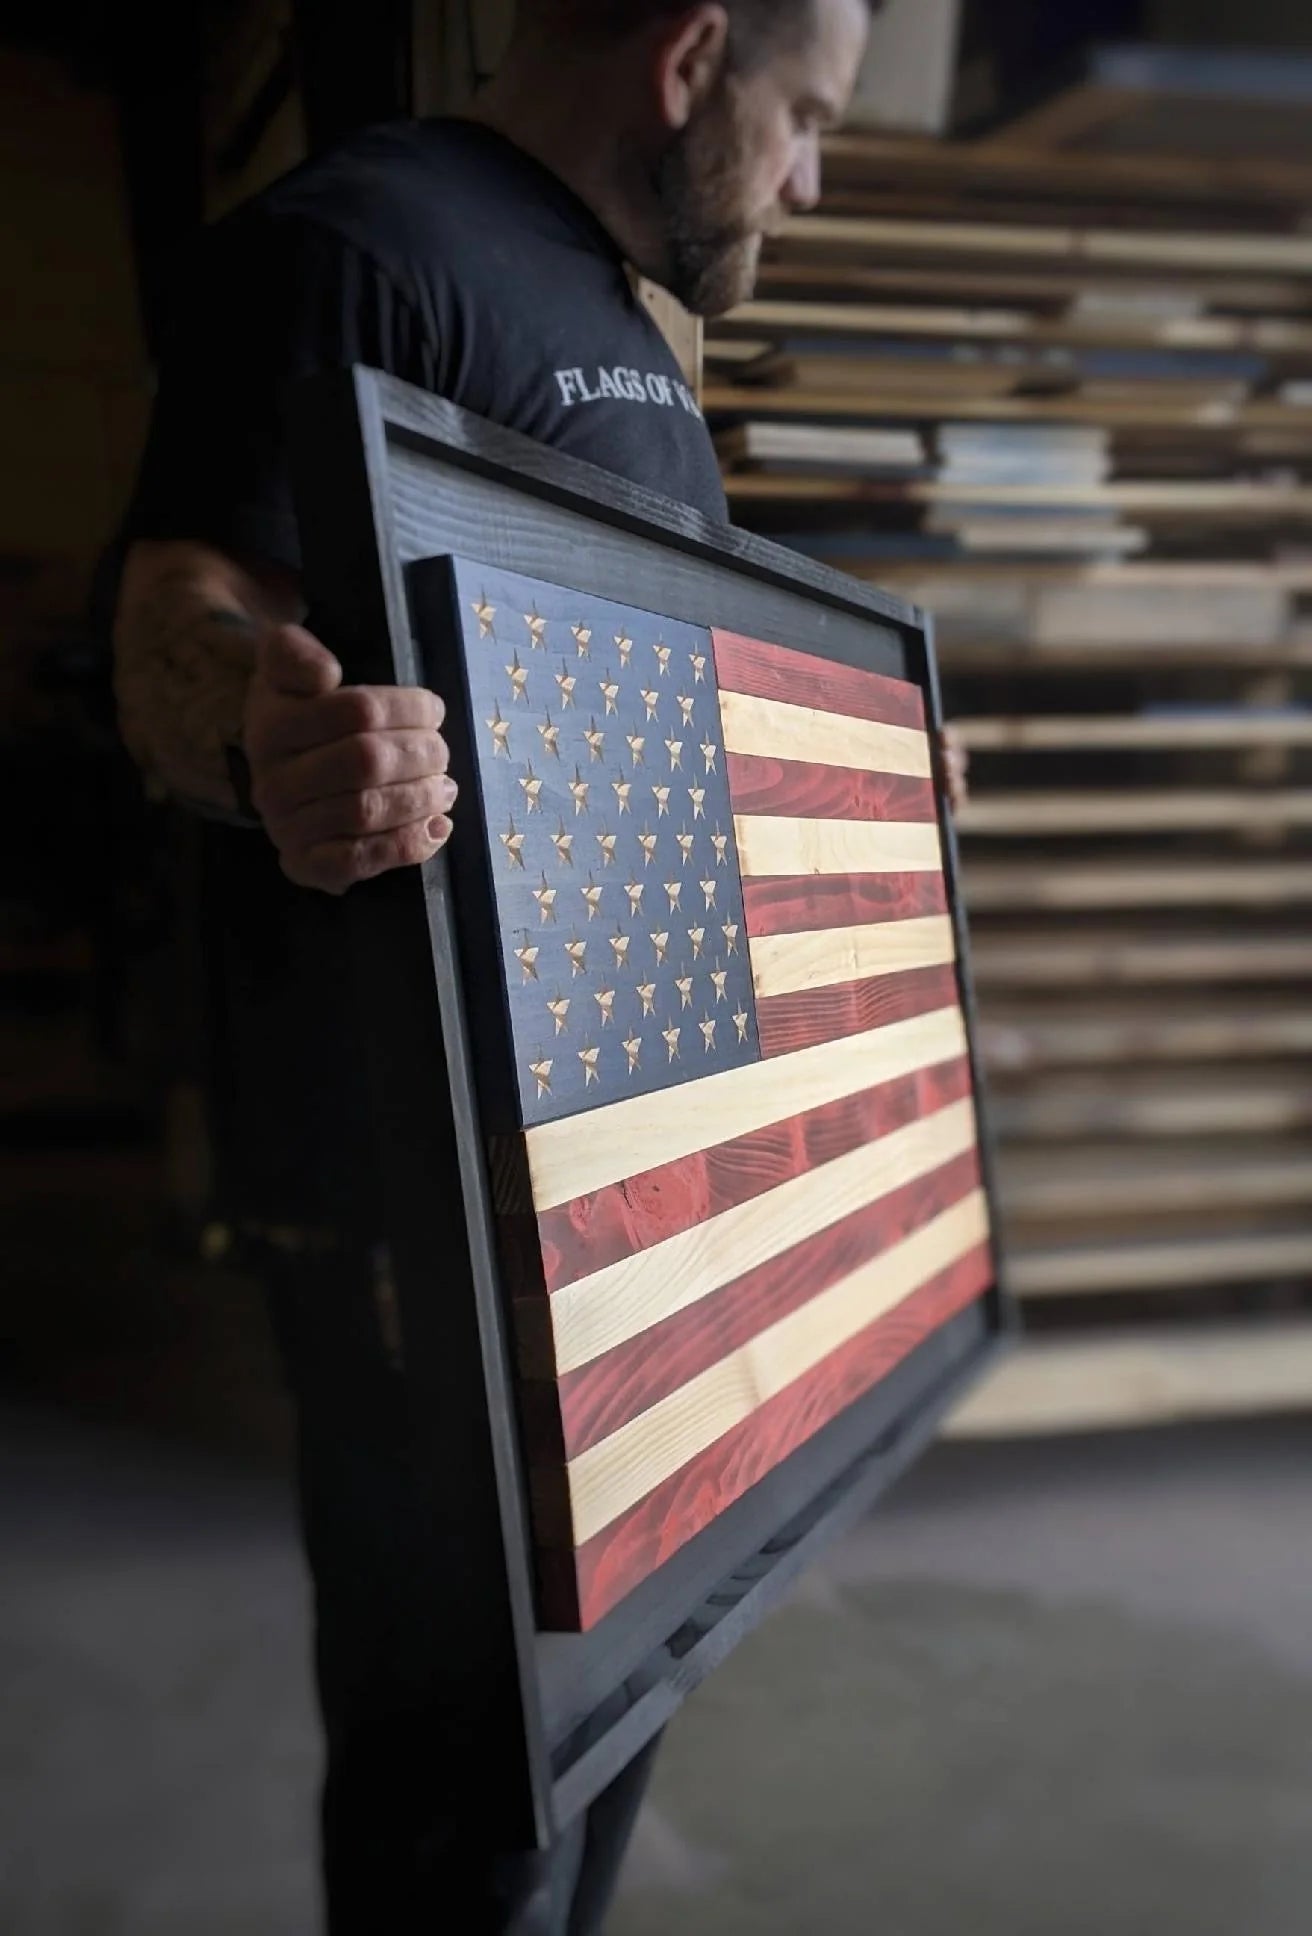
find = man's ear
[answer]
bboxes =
[654,4,731,131]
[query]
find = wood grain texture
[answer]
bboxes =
[562,1236,995,1625]
[534,1050,975,1294]
[719,688,932,777]
[545,1098,980,1375]
[712,627,926,731]
[725,752,937,824]
[554,1146,983,1458]
[557,1190,991,1547]
[734,813,944,878]
[525,1001,968,1208]
[756,961,962,1058]
[744,870,948,937]
[749,913,957,1000]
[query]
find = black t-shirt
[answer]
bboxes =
[122,119,728,1231]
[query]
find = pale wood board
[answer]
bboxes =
[749,912,957,1000]
[972,932,1312,987]
[719,689,933,776]
[958,715,1312,753]
[1012,1229,1312,1299]
[944,1322,1312,1436]
[1000,1142,1312,1222]
[958,790,1312,836]
[735,814,945,880]
[965,859,1312,912]
[978,998,1312,1067]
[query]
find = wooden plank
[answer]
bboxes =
[703,382,1312,436]
[762,218,1312,277]
[1012,1229,1312,1299]
[940,638,1312,672]
[724,474,1312,517]
[724,295,1312,355]
[958,715,1312,753]
[850,560,1312,591]
[524,1003,968,1208]
[757,961,962,1059]
[819,129,1312,212]
[558,1191,991,1545]
[972,931,1312,987]
[719,688,933,776]
[542,1099,980,1377]
[977,997,1312,1067]
[994,1072,1312,1141]
[965,859,1312,913]
[958,790,1312,836]
[734,814,945,877]
[726,753,938,825]
[749,913,957,1000]
[746,870,948,935]
[944,1321,1312,1436]
[1000,1142,1312,1223]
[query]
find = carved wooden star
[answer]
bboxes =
[665,738,683,771]
[711,828,729,866]
[524,609,547,649]
[699,1015,717,1054]
[568,768,590,816]
[734,1009,750,1044]
[547,996,570,1036]
[688,926,706,960]
[571,622,592,659]
[688,786,707,820]
[506,651,529,703]
[581,877,603,921]
[583,719,605,762]
[626,734,646,766]
[537,713,562,759]
[500,821,526,869]
[624,882,644,916]
[518,764,544,813]
[551,822,575,867]
[471,595,496,638]
[664,880,682,913]
[675,975,694,1012]
[637,981,657,1017]
[676,829,695,866]
[612,776,633,815]
[614,631,633,668]
[710,967,729,1005]
[609,928,631,969]
[596,829,618,867]
[662,1022,681,1064]
[555,664,577,708]
[599,677,621,716]
[700,879,718,910]
[578,1044,601,1087]
[701,741,718,774]
[623,1036,642,1075]
[640,687,660,721]
[532,877,558,924]
[653,641,672,678]
[690,651,707,685]
[514,942,540,983]
[638,828,658,867]
[594,987,616,1028]
[650,931,670,967]
[529,1056,552,1098]
[676,693,696,726]
[722,922,739,955]
[652,784,671,819]
[565,936,588,977]
[486,704,511,757]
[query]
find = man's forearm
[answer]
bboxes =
[112,539,302,816]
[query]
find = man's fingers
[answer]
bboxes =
[250,683,446,762]
[257,728,450,815]
[257,624,343,699]
[280,816,453,895]
[281,774,458,849]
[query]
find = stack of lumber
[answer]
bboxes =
[710,133,1312,1434]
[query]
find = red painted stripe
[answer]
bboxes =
[743,871,948,938]
[534,1051,974,1295]
[557,1147,981,1459]
[725,752,937,824]
[712,629,927,733]
[757,962,961,1059]
[564,1240,995,1628]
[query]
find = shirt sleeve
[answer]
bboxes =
[120,210,430,575]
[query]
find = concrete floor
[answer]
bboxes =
[2,1397,1310,1936]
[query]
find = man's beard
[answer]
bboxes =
[651,104,769,317]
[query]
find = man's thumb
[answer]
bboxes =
[257,624,343,699]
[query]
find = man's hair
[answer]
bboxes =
[528,1,825,71]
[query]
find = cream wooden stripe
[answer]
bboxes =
[566,1190,991,1544]
[525,1003,967,1209]
[734,815,944,878]
[551,1096,979,1373]
[750,913,958,1000]
[720,688,932,778]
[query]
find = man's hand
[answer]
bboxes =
[941,724,969,818]
[244,624,456,894]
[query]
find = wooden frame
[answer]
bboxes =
[288,368,1011,1850]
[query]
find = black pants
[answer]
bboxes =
[262,1246,657,1933]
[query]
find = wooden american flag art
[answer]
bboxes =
[439,557,993,1631]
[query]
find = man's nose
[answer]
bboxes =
[783,134,822,213]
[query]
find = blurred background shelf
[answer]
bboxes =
[713,97,1312,1436]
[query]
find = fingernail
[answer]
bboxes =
[439,776,458,807]
[427,817,450,842]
